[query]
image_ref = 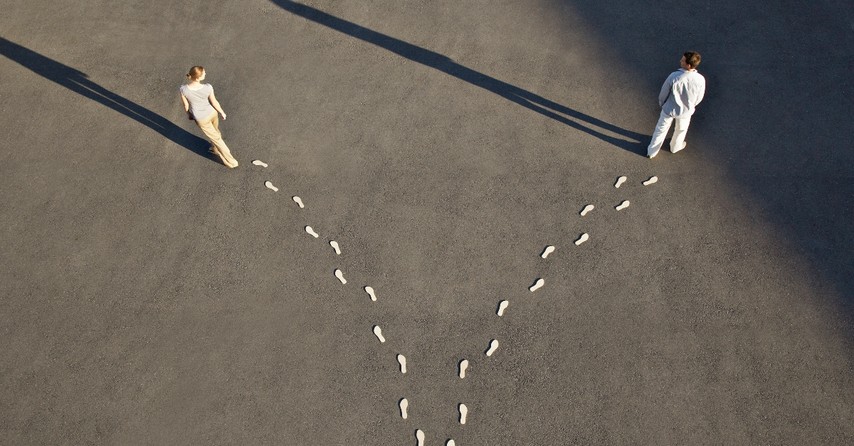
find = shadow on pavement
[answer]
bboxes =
[0,37,213,162]
[564,1,854,329]
[269,0,648,156]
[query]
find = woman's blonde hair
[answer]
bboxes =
[186,66,205,81]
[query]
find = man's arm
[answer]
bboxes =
[658,73,675,107]
[695,77,706,105]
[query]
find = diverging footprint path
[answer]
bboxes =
[440,173,661,444]
[253,159,432,442]
[254,160,659,445]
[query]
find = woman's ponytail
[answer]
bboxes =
[187,66,205,81]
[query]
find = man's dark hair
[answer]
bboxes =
[684,51,702,69]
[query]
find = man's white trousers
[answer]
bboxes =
[647,112,690,157]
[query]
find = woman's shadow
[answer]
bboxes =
[269,0,648,155]
[0,37,214,162]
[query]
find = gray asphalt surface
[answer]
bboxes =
[1,0,852,444]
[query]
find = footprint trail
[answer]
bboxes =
[334,268,347,284]
[364,286,377,301]
[397,354,407,374]
[373,325,386,343]
[497,300,509,316]
[541,245,556,259]
[255,161,660,442]
[580,204,595,216]
[399,398,409,419]
[485,339,499,357]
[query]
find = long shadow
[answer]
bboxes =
[561,1,854,331]
[0,37,213,161]
[269,0,647,155]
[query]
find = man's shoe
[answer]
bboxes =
[671,141,687,153]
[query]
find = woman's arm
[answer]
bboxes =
[179,93,193,120]
[209,91,227,120]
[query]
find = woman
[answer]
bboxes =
[179,66,239,168]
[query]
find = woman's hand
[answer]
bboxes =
[209,93,226,120]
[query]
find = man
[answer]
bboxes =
[647,51,706,158]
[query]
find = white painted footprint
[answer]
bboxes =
[264,181,278,192]
[485,339,499,357]
[497,300,509,316]
[416,430,425,446]
[575,233,589,246]
[292,196,305,208]
[399,398,409,419]
[459,403,468,425]
[541,245,555,259]
[643,176,658,186]
[364,286,377,302]
[615,200,630,211]
[529,278,545,292]
[580,204,595,216]
[373,325,385,343]
[397,354,407,374]
[330,240,341,255]
[615,176,627,188]
[334,268,347,284]
[252,159,268,167]
[305,226,319,238]
[459,359,469,379]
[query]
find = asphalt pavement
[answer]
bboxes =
[1,0,852,444]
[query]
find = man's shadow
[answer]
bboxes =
[270,0,647,155]
[0,37,214,162]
